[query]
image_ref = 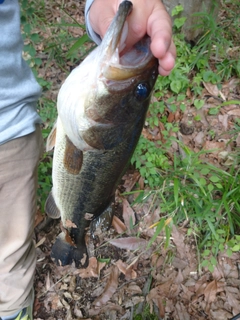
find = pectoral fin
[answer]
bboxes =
[64,136,83,175]
[46,121,57,151]
[45,190,61,219]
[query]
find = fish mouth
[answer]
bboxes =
[99,1,157,81]
[103,36,156,80]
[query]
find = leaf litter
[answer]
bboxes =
[31,0,240,319]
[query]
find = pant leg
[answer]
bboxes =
[0,126,43,317]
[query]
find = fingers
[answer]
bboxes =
[147,4,176,75]
[123,4,148,50]
[152,38,176,76]
[88,0,176,75]
[89,0,117,38]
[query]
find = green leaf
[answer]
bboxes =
[210,256,217,266]
[208,264,214,273]
[226,248,233,257]
[194,99,205,109]
[232,245,240,252]
[177,94,186,102]
[171,5,184,16]
[67,34,91,58]
[147,219,165,249]
[209,175,220,183]
[209,107,220,115]
[201,168,210,175]
[173,178,179,206]
[170,80,182,94]
[30,33,40,43]
[174,17,187,29]
[201,259,209,267]
[98,257,111,263]
[203,249,210,256]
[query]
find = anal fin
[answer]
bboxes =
[90,202,114,237]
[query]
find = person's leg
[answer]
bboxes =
[0,126,43,318]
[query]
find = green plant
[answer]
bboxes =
[131,140,240,270]
[134,303,159,320]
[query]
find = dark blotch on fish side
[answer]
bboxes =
[64,136,83,174]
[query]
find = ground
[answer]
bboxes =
[24,0,240,319]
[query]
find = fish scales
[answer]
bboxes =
[45,0,158,268]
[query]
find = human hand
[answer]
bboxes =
[89,0,176,76]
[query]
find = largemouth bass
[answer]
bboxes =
[46,0,158,268]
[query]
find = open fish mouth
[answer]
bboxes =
[103,36,156,80]
[98,0,156,81]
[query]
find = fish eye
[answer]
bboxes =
[134,83,150,101]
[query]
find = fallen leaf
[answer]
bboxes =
[35,237,46,248]
[108,237,147,250]
[203,81,223,98]
[122,198,136,233]
[171,225,186,259]
[34,209,44,227]
[204,280,218,304]
[225,287,240,314]
[115,259,137,280]
[75,257,105,278]
[112,215,127,234]
[122,172,140,192]
[93,266,119,307]
[227,109,240,116]
[174,301,191,320]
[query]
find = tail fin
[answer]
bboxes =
[51,232,89,268]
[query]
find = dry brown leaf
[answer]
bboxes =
[34,209,44,227]
[45,272,51,291]
[210,309,233,320]
[75,257,105,278]
[122,198,136,233]
[203,140,226,155]
[174,301,191,320]
[225,287,240,314]
[115,259,137,280]
[93,266,119,307]
[35,237,46,248]
[108,237,147,251]
[227,108,240,116]
[236,133,240,147]
[125,283,142,295]
[204,280,218,304]
[122,172,140,192]
[89,302,123,317]
[175,269,184,284]
[203,81,223,97]
[50,293,62,310]
[218,114,229,130]
[171,225,186,259]
[124,296,145,308]
[112,215,127,234]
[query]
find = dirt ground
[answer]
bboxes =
[29,1,240,319]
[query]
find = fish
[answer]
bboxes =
[45,0,158,268]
